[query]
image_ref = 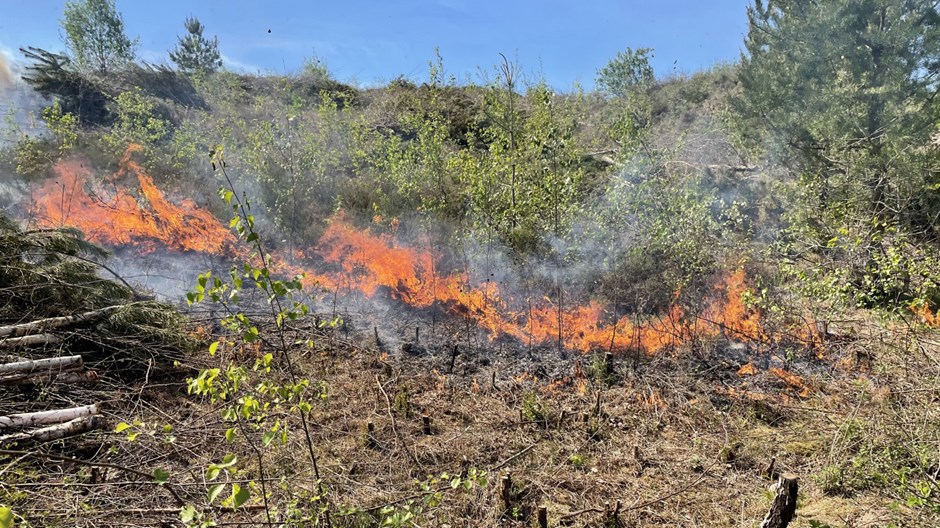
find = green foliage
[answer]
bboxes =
[392,387,412,417]
[104,88,170,150]
[0,214,132,317]
[13,134,53,180]
[587,352,615,386]
[521,390,550,426]
[169,17,222,76]
[596,47,654,97]
[42,100,80,154]
[61,0,137,74]
[185,147,331,523]
[738,0,940,310]
[301,52,331,83]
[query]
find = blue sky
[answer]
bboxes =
[0,1,751,89]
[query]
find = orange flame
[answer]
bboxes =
[31,145,236,254]
[30,149,782,357]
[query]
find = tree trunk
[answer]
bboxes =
[0,355,84,384]
[0,415,99,446]
[0,404,98,431]
[8,370,99,386]
[0,334,63,348]
[0,305,124,338]
[759,473,798,528]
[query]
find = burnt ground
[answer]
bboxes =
[2,305,939,528]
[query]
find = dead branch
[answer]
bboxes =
[375,375,423,469]
[3,370,99,386]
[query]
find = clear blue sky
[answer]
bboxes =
[0,1,751,88]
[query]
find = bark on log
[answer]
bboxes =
[0,404,98,431]
[6,370,99,386]
[0,305,124,338]
[0,355,83,384]
[0,333,63,348]
[0,415,99,446]
[759,473,798,528]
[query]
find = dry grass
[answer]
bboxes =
[2,314,940,528]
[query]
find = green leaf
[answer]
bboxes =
[225,428,236,443]
[114,422,131,433]
[152,468,170,484]
[0,506,12,528]
[261,430,276,447]
[179,504,197,523]
[207,483,225,503]
[218,453,238,468]
[231,483,250,508]
[208,341,220,355]
[206,465,221,481]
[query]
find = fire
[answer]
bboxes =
[31,145,236,254]
[29,149,783,359]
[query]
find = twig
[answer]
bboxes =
[375,375,423,469]
[491,442,537,471]
[0,448,185,506]
[558,461,718,521]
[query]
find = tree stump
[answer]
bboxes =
[759,473,798,528]
[537,506,548,527]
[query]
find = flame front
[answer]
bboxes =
[30,148,782,355]
[31,145,236,254]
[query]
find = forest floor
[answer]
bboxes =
[2,308,938,528]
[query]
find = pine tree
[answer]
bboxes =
[169,16,222,75]
[737,0,940,308]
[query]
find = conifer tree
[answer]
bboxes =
[169,16,222,75]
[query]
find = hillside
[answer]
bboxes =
[4,1,940,527]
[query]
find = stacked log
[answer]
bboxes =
[0,355,97,385]
[0,405,100,446]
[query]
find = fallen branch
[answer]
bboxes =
[559,461,718,521]
[375,375,423,469]
[0,305,125,338]
[0,404,98,431]
[0,415,99,446]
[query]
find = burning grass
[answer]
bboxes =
[26,147,816,362]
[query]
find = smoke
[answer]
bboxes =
[0,52,11,90]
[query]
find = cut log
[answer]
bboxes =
[6,370,99,386]
[0,405,98,431]
[759,473,798,528]
[0,333,63,348]
[0,305,124,338]
[0,415,99,446]
[0,355,83,384]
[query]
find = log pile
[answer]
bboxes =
[0,351,103,445]
[0,355,98,385]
